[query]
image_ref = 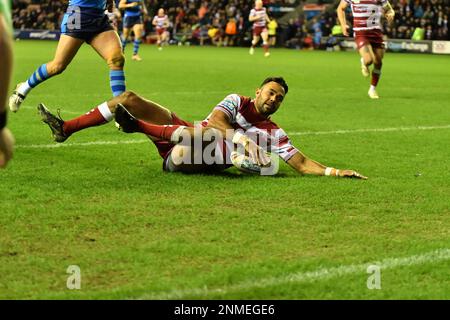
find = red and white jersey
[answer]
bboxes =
[202,94,299,162]
[249,8,268,28]
[153,14,169,29]
[344,0,388,32]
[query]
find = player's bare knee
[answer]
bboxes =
[119,90,138,104]
[363,55,373,66]
[107,53,125,69]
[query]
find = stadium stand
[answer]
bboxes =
[11,0,449,47]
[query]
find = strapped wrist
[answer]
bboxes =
[325,167,340,177]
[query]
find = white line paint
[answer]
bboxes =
[15,124,450,149]
[21,105,82,115]
[136,248,450,300]
[289,124,450,136]
[15,139,148,149]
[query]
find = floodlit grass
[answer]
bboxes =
[1,41,449,299]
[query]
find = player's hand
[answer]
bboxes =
[339,169,367,180]
[246,140,271,167]
[385,11,395,24]
[342,25,349,37]
[0,128,15,168]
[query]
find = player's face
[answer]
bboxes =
[254,82,285,117]
[159,9,164,16]
[255,1,263,9]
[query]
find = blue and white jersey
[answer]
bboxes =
[68,0,107,10]
[124,0,143,17]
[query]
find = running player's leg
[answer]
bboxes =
[368,47,385,99]
[156,33,161,49]
[90,30,126,97]
[132,23,144,60]
[160,30,168,49]
[261,30,270,57]
[9,35,84,112]
[358,44,374,78]
[250,34,260,55]
[121,27,130,52]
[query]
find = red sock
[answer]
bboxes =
[371,68,381,86]
[137,120,185,142]
[263,44,269,53]
[63,103,112,135]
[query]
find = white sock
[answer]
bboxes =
[18,82,32,96]
[369,85,376,91]
[98,102,113,122]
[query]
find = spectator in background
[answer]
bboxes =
[268,18,278,46]
[12,0,448,48]
[413,0,424,18]
[424,24,434,40]
[224,17,237,46]
[326,23,344,51]
[311,17,322,49]
[208,18,223,46]
[302,33,314,50]
[412,24,425,40]
[198,1,208,21]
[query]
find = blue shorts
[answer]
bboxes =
[123,15,143,29]
[61,6,113,43]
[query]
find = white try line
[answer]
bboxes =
[15,124,450,149]
[136,248,450,300]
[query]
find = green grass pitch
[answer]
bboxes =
[1,40,449,299]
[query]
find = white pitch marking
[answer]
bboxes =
[15,124,450,149]
[289,124,450,136]
[21,105,81,115]
[136,248,450,300]
[16,139,148,149]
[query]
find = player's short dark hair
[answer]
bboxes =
[261,77,288,94]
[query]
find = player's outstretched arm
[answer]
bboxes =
[336,0,349,36]
[383,1,395,24]
[206,109,271,167]
[287,152,367,179]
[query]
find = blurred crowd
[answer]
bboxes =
[386,0,449,40]
[11,0,449,47]
[13,0,65,30]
